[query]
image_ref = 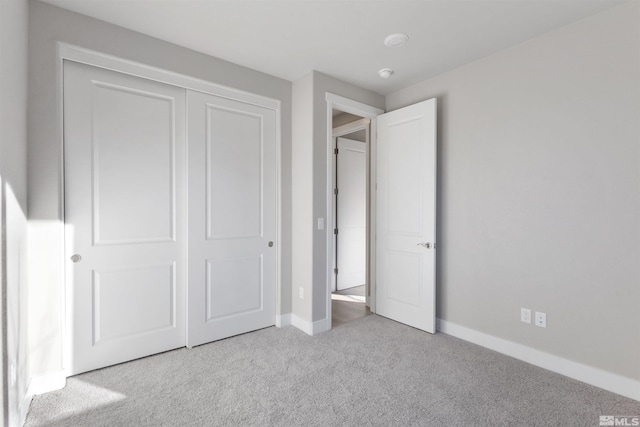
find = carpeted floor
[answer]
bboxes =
[26,315,639,426]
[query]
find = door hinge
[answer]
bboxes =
[334,188,338,195]
[334,228,338,235]
[334,268,338,275]
[334,148,339,155]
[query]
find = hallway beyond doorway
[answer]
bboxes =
[331,285,370,327]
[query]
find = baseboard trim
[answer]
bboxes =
[276,313,291,328]
[437,319,640,401]
[27,371,66,396]
[290,315,331,336]
[291,314,312,335]
[14,371,66,427]
[311,317,331,335]
[18,384,32,427]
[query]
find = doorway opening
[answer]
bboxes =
[330,110,371,327]
[325,93,384,330]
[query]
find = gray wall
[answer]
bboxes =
[386,1,640,381]
[28,0,292,378]
[291,74,314,322]
[0,0,30,424]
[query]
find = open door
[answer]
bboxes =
[375,98,437,333]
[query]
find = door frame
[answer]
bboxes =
[325,93,384,326]
[58,43,283,377]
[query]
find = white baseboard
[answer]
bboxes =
[311,317,331,335]
[27,371,66,397]
[18,371,66,426]
[437,318,640,401]
[18,385,32,427]
[276,313,291,327]
[291,314,331,336]
[291,314,312,335]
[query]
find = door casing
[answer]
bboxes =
[325,93,384,327]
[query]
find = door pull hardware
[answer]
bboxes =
[71,254,82,263]
[268,241,274,247]
[417,243,431,249]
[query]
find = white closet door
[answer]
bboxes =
[376,98,437,333]
[64,61,186,375]
[336,137,366,291]
[187,90,277,347]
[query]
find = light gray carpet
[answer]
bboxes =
[26,315,639,426]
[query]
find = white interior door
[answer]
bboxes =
[336,137,366,291]
[64,61,186,374]
[375,98,437,333]
[187,90,277,347]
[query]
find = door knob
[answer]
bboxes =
[70,254,82,263]
[268,241,274,247]
[417,243,431,249]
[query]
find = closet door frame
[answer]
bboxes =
[57,42,282,377]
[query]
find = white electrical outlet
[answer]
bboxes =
[317,218,324,230]
[535,311,547,328]
[299,287,304,299]
[521,308,531,324]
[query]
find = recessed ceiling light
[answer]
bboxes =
[378,68,394,79]
[384,33,409,48]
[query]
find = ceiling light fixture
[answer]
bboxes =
[384,33,409,47]
[378,68,394,79]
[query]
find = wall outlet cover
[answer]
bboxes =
[535,311,547,328]
[521,308,531,324]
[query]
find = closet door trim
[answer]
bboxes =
[58,43,280,110]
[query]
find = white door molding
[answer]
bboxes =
[325,93,383,328]
[57,43,280,110]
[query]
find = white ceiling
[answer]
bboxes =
[41,0,626,95]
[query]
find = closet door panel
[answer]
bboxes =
[64,61,186,375]
[187,90,276,347]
